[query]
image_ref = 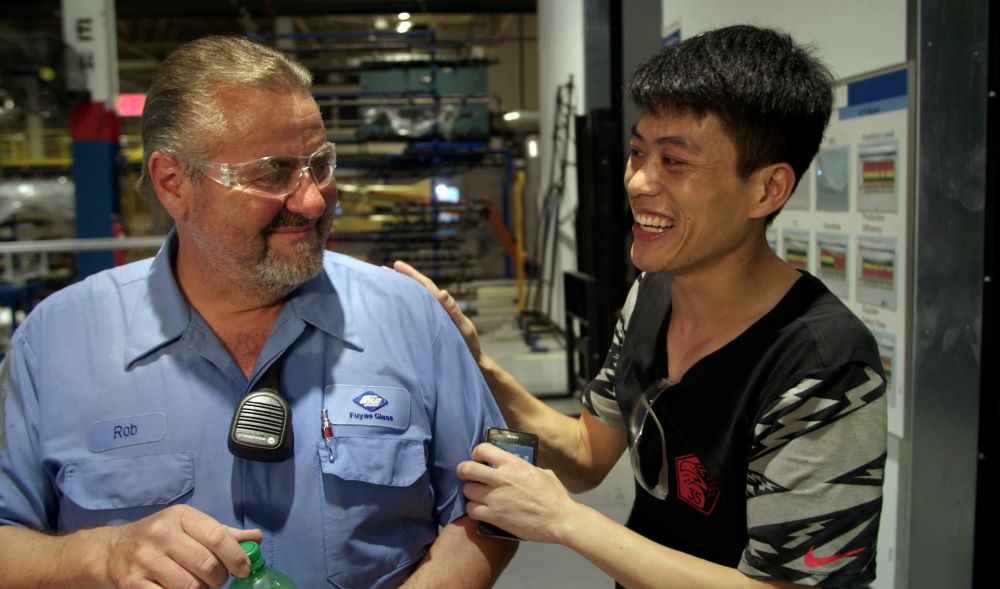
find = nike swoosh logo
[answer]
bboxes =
[804,546,866,567]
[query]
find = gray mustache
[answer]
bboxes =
[266,212,314,231]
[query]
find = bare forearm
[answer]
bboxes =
[0,526,108,588]
[478,355,575,449]
[559,504,804,589]
[400,516,516,588]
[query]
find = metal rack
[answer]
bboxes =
[255,29,514,290]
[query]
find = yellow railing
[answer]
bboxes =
[0,131,72,168]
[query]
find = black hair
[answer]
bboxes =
[628,25,834,217]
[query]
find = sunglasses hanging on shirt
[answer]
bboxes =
[228,359,293,462]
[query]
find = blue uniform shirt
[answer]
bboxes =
[0,234,506,588]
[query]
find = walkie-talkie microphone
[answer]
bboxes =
[228,360,293,462]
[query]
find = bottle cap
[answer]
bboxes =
[240,541,265,573]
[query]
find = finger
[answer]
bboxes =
[228,527,263,545]
[438,289,462,314]
[161,533,234,588]
[393,261,454,308]
[463,499,490,522]
[464,497,512,533]
[133,546,207,589]
[178,509,253,580]
[393,260,441,293]
[393,260,473,319]
[457,458,508,485]
[462,481,492,505]
[471,442,524,465]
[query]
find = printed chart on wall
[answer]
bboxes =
[770,66,909,437]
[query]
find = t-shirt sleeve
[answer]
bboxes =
[739,361,887,587]
[581,274,643,431]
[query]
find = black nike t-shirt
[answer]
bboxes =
[584,271,887,587]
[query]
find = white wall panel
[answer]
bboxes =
[660,0,906,79]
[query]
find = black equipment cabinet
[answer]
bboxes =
[566,108,629,395]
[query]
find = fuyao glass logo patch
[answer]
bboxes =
[354,392,389,412]
[329,385,409,430]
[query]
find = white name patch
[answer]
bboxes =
[325,385,410,431]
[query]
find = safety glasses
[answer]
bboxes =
[171,142,337,199]
[628,377,674,500]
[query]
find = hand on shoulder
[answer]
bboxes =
[392,260,483,364]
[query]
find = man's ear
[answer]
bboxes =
[749,162,796,220]
[147,151,190,221]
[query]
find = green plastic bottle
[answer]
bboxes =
[227,541,298,589]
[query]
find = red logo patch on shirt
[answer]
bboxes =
[675,453,720,514]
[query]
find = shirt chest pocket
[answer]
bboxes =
[317,436,435,589]
[56,452,194,529]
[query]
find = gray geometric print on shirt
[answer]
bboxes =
[740,366,886,584]
[751,366,883,460]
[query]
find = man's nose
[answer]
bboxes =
[284,170,330,218]
[626,162,661,197]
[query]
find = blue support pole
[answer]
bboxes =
[69,102,120,279]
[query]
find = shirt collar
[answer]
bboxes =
[286,259,365,352]
[124,231,364,370]
[124,231,189,369]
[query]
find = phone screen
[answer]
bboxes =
[490,439,536,464]
[477,428,539,541]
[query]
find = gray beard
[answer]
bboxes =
[251,229,325,294]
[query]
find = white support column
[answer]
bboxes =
[61,0,119,108]
[60,0,122,278]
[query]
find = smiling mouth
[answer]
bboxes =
[634,213,675,234]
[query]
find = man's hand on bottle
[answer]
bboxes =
[95,504,262,588]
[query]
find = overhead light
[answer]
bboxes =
[527,139,539,158]
[435,183,460,202]
[0,88,16,117]
[502,110,540,133]
[398,12,411,21]
[397,21,412,33]
[374,17,389,30]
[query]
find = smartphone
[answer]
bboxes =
[476,427,540,541]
